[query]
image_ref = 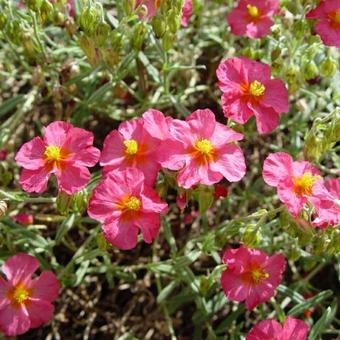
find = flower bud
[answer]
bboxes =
[167,9,181,33]
[0,200,8,217]
[79,7,100,35]
[6,20,23,45]
[13,213,34,225]
[320,57,337,78]
[304,134,322,162]
[24,0,43,12]
[131,22,147,51]
[96,233,109,251]
[162,31,176,51]
[242,224,261,248]
[303,61,319,81]
[56,191,73,215]
[152,15,167,38]
[123,0,136,16]
[0,13,8,30]
[94,22,111,47]
[0,149,8,161]
[39,0,54,24]
[72,190,88,213]
[196,185,214,215]
[78,35,102,66]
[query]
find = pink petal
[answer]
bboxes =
[210,144,246,182]
[262,79,289,113]
[282,316,309,339]
[136,212,161,243]
[141,186,168,214]
[246,319,282,340]
[0,304,31,336]
[102,219,139,250]
[19,167,50,193]
[55,165,91,194]
[210,123,244,146]
[221,270,250,302]
[252,104,280,134]
[70,146,100,167]
[262,152,293,187]
[217,57,247,91]
[2,253,39,286]
[100,130,125,166]
[30,271,60,302]
[142,109,170,140]
[43,121,72,147]
[246,17,273,39]
[221,93,254,124]
[315,21,340,48]
[26,299,54,329]
[186,109,216,139]
[181,0,193,27]
[15,137,46,170]
[0,278,10,310]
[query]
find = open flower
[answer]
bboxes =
[306,0,340,48]
[100,115,163,186]
[227,0,280,39]
[221,246,285,310]
[217,57,289,134]
[246,316,309,340]
[87,168,168,250]
[262,152,327,216]
[0,253,60,336]
[15,121,100,194]
[136,0,193,27]
[312,178,340,228]
[160,109,246,189]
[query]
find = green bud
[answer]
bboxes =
[167,9,181,33]
[131,22,147,51]
[24,0,43,12]
[320,57,337,78]
[78,35,102,66]
[271,48,281,61]
[199,276,212,295]
[39,0,54,24]
[152,15,167,38]
[56,191,73,215]
[79,7,100,35]
[303,61,319,80]
[6,20,23,45]
[96,233,109,251]
[242,224,261,248]
[304,134,322,162]
[162,31,176,51]
[123,0,136,16]
[72,190,88,213]
[0,13,8,30]
[196,185,214,215]
[0,200,8,218]
[94,22,111,47]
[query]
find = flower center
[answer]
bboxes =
[241,265,269,285]
[251,269,269,284]
[293,172,320,196]
[249,80,266,97]
[125,196,141,211]
[124,139,138,155]
[247,5,260,18]
[8,285,30,305]
[195,139,214,155]
[44,145,62,162]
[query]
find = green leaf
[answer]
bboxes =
[157,281,178,304]
[0,95,24,118]
[55,214,76,244]
[308,300,337,340]
[288,290,333,316]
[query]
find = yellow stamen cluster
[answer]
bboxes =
[125,196,141,211]
[247,5,260,18]
[293,172,320,196]
[249,80,266,97]
[12,286,30,304]
[124,139,138,155]
[334,10,340,23]
[195,139,214,155]
[44,145,62,162]
[251,269,269,284]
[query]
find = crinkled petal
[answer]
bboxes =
[30,271,60,302]
[15,137,46,170]
[19,167,50,193]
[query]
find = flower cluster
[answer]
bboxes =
[263,152,340,227]
[227,0,340,48]
[0,253,60,336]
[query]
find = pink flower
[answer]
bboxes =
[15,121,100,195]
[246,316,309,340]
[0,149,8,161]
[176,193,187,210]
[181,0,193,27]
[87,168,168,250]
[306,0,340,48]
[217,57,289,134]
[312,178,340,228]
[136,0,193,27]
[262,152,327,216]
[0,253,60,336]
[221,246,285,310]
[160,109,246,189]
[13,213,34,225]
[214,184,229,199]
[100,114,163,186]
[227,0,280,39]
